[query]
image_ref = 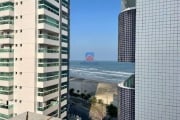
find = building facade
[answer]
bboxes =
[118,75,135,120]
[118,0,136,62]
[0,0,70,119]
[136,0,180,119]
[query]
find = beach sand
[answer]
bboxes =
[69,77,118,106]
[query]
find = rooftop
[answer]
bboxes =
[121,0,136,10]
[9,112,61,120]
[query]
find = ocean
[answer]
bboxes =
[70,61,135,83]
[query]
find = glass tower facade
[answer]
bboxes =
[118,0,136,62]
[136,0,180,119]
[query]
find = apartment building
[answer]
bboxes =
[0,0,70,119]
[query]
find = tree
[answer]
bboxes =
[69,88,74,96]
[81,93,85,99]
[84,93,91,100]
[77,90,80,94]
[98,99,103,105]
[90,96,97,105]
[106,104,117,118]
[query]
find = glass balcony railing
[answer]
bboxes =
[38,0,59,15]
[0,63,13,67]
[0,35,13,39]
[38,59,59,67]
[0,90,13,95]
[38,75,59,82]
[61,97,67,102]
[37,101,58,111]
[0,49,13,52]
[38,48,59,53]
[39,15,59,28]
[38,62,59,67]
[38,34,59,41]
[0,20,13,25]
[0,104,13,109]
[0,2,14,12]
[0,113,13,119]
[61,50,68,54]
[61,62,68,66]
[62,0,69,8]
[0,77,13,81]
[38,88,58,96]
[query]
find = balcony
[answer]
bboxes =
[38,0,59,15]
[0,1,14,19]
[62,6,68,13]
[0,49,13,58]
[0,80,13,86]
[0,34,13,44]
[61,42,68,47]
[61,77,68,83]
[0,24,13,31]
[61,30,68,36]
[38,48,59,59]
[38,58,59,72]
[38,23,59,34]
[61,111,67,119]
[0,104,13,115]
[0,94,13,101]
[0,0,14,4]
[37,66,59,73]
[37,101,58,115]
[38,34,59,46]
[38,9,59,21]
[62,18,68,25]
[37,91,59,102]
[61,99,67,107]
[37,79,59,88]
[0,112,13,120]
[0,65,13,72]
[61,88,67,95]
[38,53,59,59]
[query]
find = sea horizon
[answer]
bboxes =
[70,61,135,83]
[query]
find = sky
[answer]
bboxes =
[70,0,121,61]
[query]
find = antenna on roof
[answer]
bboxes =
[26,111,28,120]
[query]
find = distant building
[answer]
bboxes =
[9,112,61,120]
[118,0,136,62]
[118,74,135,120]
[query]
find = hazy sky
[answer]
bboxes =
[70,0,121,61]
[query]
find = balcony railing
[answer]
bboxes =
[0,2,14,12]
[39,34,59,41]
[37,101,58,111]
[0,113,13,119]
[38,88,58,96]
[38,75,59,82]
[0,49,13,52]
[0,104,13,109]
[0,63,13,67]
[0,76,13,81]
[0,35,13,39]
[38,62,59,67]
[38,48,59,53]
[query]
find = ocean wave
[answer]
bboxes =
[70,69,131,77]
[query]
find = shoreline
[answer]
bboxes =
[70,76,120,84]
